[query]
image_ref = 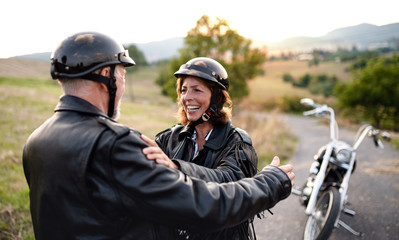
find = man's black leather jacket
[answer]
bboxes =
[23,95,292,240]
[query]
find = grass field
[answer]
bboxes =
[0,58,360,239]
[0,76,60,239]
[243,60,353,108]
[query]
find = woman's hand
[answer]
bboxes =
[141,135,179,169]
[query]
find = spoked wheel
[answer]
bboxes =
[304,187,340,240]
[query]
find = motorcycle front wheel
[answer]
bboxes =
[303,187,340,240]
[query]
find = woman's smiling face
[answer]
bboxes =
[180,76,212,122]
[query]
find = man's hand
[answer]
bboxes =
[270,156,295,186]
[141,135,178,169]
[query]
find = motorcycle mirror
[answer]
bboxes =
[300,98,315,107]
[381,132,391,142]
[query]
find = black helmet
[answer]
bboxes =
[174,57,229,91]
[175,57,230,126]
[50,31,135,79]
[50,32,136,118]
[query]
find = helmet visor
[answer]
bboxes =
[118,50,136,66]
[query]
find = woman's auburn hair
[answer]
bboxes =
[176,76,232,126]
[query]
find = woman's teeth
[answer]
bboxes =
[187,106,200,111]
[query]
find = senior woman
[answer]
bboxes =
[141,57,283,239]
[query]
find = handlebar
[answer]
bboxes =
[301,98,330,117]
[301,98,338,140]
[300,98,391,148]
[371,129,391,148]
[303,106,328,117]
[303,109,317,116]
[300,98,322,108]
[353,124,390,150]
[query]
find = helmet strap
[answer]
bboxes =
[82,65,117,118]
[190,87,222,127]
[107,65,117,118]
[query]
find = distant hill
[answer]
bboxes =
[131,37,184,63]
[16,52,51,62]
[13,37,184,64]
[14,22,399,62]
[267,23,399,52]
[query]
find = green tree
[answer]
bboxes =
[287,73,338,97]
[308,74,338,97]
[155,15,266,101]
[335,55,399,130]
[282,73,294,83]
[308,49,321,66]
[293,73,311,88]
[124,44,148,73]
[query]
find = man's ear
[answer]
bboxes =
[99,67,110,77]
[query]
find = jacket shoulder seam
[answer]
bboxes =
[233,127,252,145]
[97,117,130,137]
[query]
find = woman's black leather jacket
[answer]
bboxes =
[23,95,291,240]
[156,122,260,239]
[156,121,258,183]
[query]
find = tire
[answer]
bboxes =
[303,187,340,240]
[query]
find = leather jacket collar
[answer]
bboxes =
[55,95,111,120]
[178,121,234,151]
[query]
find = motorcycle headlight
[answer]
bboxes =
[335,148,352,163]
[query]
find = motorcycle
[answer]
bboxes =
[292,98,390,240]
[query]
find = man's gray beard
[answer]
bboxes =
[112,100,121,120]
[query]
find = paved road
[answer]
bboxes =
[254,114,399,240]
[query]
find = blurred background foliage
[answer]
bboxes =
[155,15,267,102]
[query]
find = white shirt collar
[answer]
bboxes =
[191,128,213,159]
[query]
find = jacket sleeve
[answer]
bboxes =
[108,130,292,233]
[173,143,248,183]
[154,128,175,156]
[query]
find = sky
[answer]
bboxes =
[1,0,399,58]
